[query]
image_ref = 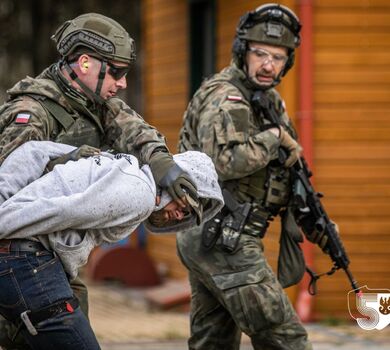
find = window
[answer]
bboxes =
[189,0,215,97]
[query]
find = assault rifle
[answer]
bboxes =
[251,90,360,294]
[290,157,359,294]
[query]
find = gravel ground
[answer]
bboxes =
[88,281,390,350]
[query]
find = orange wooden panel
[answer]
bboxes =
[315,11,390,28]
[315,32,390,48]
[315,0,390,8]
[313,108,390,122]
[315,50,390,66]
[315,69,390,85]
[314,127,390,141]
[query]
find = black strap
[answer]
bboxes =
[95,61,107,96]
[306,266,338,296]
[27,297,79,325]
[228,76,253,102]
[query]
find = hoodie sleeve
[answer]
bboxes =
[0,155,156,239]
[0,141,75,204]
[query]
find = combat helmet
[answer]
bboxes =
[52,13,135,64]
[232,3,301,78]
[51,13,135,104]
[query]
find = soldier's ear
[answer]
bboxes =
[78,54,90,73]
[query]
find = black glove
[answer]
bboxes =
[46,145,100,172]
[149,151,198,205]
[297,213,328,251]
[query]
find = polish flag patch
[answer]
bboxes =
[15,113,31,124]
[227,95,243,102]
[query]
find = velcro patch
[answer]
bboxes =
[227,95,243,102]
[15,113,31,124]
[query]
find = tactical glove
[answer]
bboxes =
[46,145,100,172]
[279,128,301,167]
[149,151,198,206]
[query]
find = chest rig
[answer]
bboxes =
[29,94,103,148]
[224,76,292,213]
[202,77,294,252]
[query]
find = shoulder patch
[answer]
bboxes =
[227,95,243,102]
[15,113,31,124]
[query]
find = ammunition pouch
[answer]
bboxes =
[201,208,227,251]
[242,203,271,238]
[201,189,273,253]
[263,167,291,214]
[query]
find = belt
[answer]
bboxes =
[0,239,46,253]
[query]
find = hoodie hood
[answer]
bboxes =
[144,151,224,234]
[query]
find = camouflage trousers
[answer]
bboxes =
[0,276,89,350]
[176,228,312,350]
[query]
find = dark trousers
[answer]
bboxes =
[0,240,99,350]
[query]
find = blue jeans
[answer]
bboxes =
[0,241,100,350]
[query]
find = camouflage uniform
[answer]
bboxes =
[0,57,167,350]
[0,66,166,164]
[177,61,312,350]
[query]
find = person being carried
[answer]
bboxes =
[0,140,223,350]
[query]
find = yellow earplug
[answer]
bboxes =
[83,62,89,69]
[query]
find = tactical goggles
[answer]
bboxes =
[107,61,130,80]
[248,47,288,68]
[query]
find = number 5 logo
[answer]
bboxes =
[348,285,390,330]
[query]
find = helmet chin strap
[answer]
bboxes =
[62,60,106,106]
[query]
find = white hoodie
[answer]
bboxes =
[0,141,223,278]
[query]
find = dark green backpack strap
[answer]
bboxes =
[28,94,75,131]
[227,76,253,102]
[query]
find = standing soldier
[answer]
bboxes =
[0,13,196,349]
[177,4,312,350]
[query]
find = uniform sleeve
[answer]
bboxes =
[103,98,169,164]
[198,91,281,181]
[0,97,51,164]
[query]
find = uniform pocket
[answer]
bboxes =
[214,108,250,146]
[212,266,289,334]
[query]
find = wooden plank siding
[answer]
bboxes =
[142,0,390,320]
[312,0,390,319]
[142,0,189,279]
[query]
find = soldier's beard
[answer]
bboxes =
[251,69,276,88]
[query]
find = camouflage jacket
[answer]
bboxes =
[0,64,167,165]
[178,62,298,205]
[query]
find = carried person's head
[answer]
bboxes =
[144,151,224,234]
[232,3,301,89]
[52,13,135,102]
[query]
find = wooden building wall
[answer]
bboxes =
[311,0,390,319]
[142,0,390,319]
[142,0,190,278]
